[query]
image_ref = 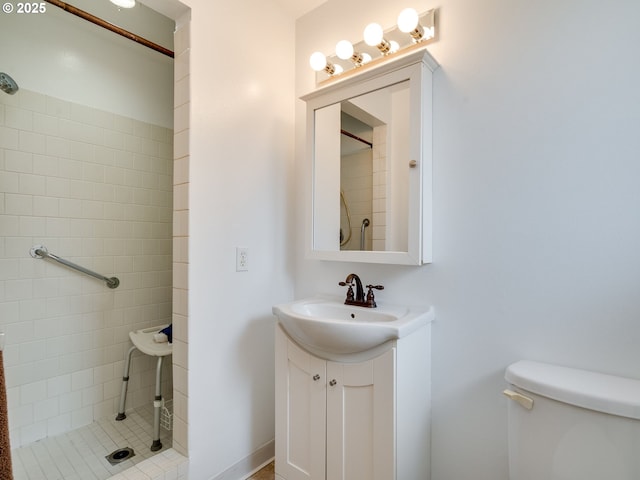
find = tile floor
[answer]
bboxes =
[12,402,272,480]
[12,404,173,480]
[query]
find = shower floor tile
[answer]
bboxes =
[12,404,172,480]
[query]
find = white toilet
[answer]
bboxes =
[504,360,640,480]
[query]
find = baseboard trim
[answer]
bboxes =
[211,440,275,480]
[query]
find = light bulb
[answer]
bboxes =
[362,53,372,64]
[110,0,136,8]
[309,51,341,75]
[309,52,327,72]
[397,8,419,32]
[363,22,391,54]
[397,7,426,42]
[336,40,354,60]
[363,23,384,46]
[389,40,400,53]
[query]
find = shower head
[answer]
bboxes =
[0,73,19,95]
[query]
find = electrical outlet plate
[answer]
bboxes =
[236,247,248,271]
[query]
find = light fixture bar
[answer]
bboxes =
[311,8,436,84]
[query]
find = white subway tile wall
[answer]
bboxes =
[0,89,174,449]
[340,149,373,251]
[371,125,387,251]
[170,15,190,457]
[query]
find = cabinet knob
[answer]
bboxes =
[329,379,337,386]
[313,374,320,381]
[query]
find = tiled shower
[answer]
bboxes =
[0,89,174,450]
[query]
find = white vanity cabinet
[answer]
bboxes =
[275,323,431,480]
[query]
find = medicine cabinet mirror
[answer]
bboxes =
[302,50,438,265]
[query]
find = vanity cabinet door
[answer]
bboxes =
[326,348,396,480]
[275,328,326,480]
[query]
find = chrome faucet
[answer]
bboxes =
[339,273,384,308]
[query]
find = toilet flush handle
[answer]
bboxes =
[503,389,534,410]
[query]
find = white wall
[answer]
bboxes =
[296,1,640,479]
[179,0,295,478]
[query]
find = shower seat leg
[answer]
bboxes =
[150,355,164,451]
[116,345,137,421]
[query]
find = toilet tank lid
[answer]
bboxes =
[505,360,640,420]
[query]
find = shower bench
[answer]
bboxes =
[116,325,172,451]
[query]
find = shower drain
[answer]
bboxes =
[105,447,135,465]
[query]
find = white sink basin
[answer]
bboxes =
[273,296,434,355]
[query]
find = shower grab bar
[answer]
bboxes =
[29,245,120,289]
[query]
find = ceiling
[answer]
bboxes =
[271,0,328,19]
[140,0,327,22]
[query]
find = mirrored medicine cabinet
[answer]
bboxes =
[301,49,439,265]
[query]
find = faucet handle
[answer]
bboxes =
[364,284,383,308]
[339,281,355,302]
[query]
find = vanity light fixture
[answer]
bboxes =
[310,51,343,76]
[309,7,436,83]
[110,0,136,8]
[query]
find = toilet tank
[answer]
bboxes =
[504,360,640,480]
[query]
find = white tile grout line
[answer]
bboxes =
[11,405,176,480]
